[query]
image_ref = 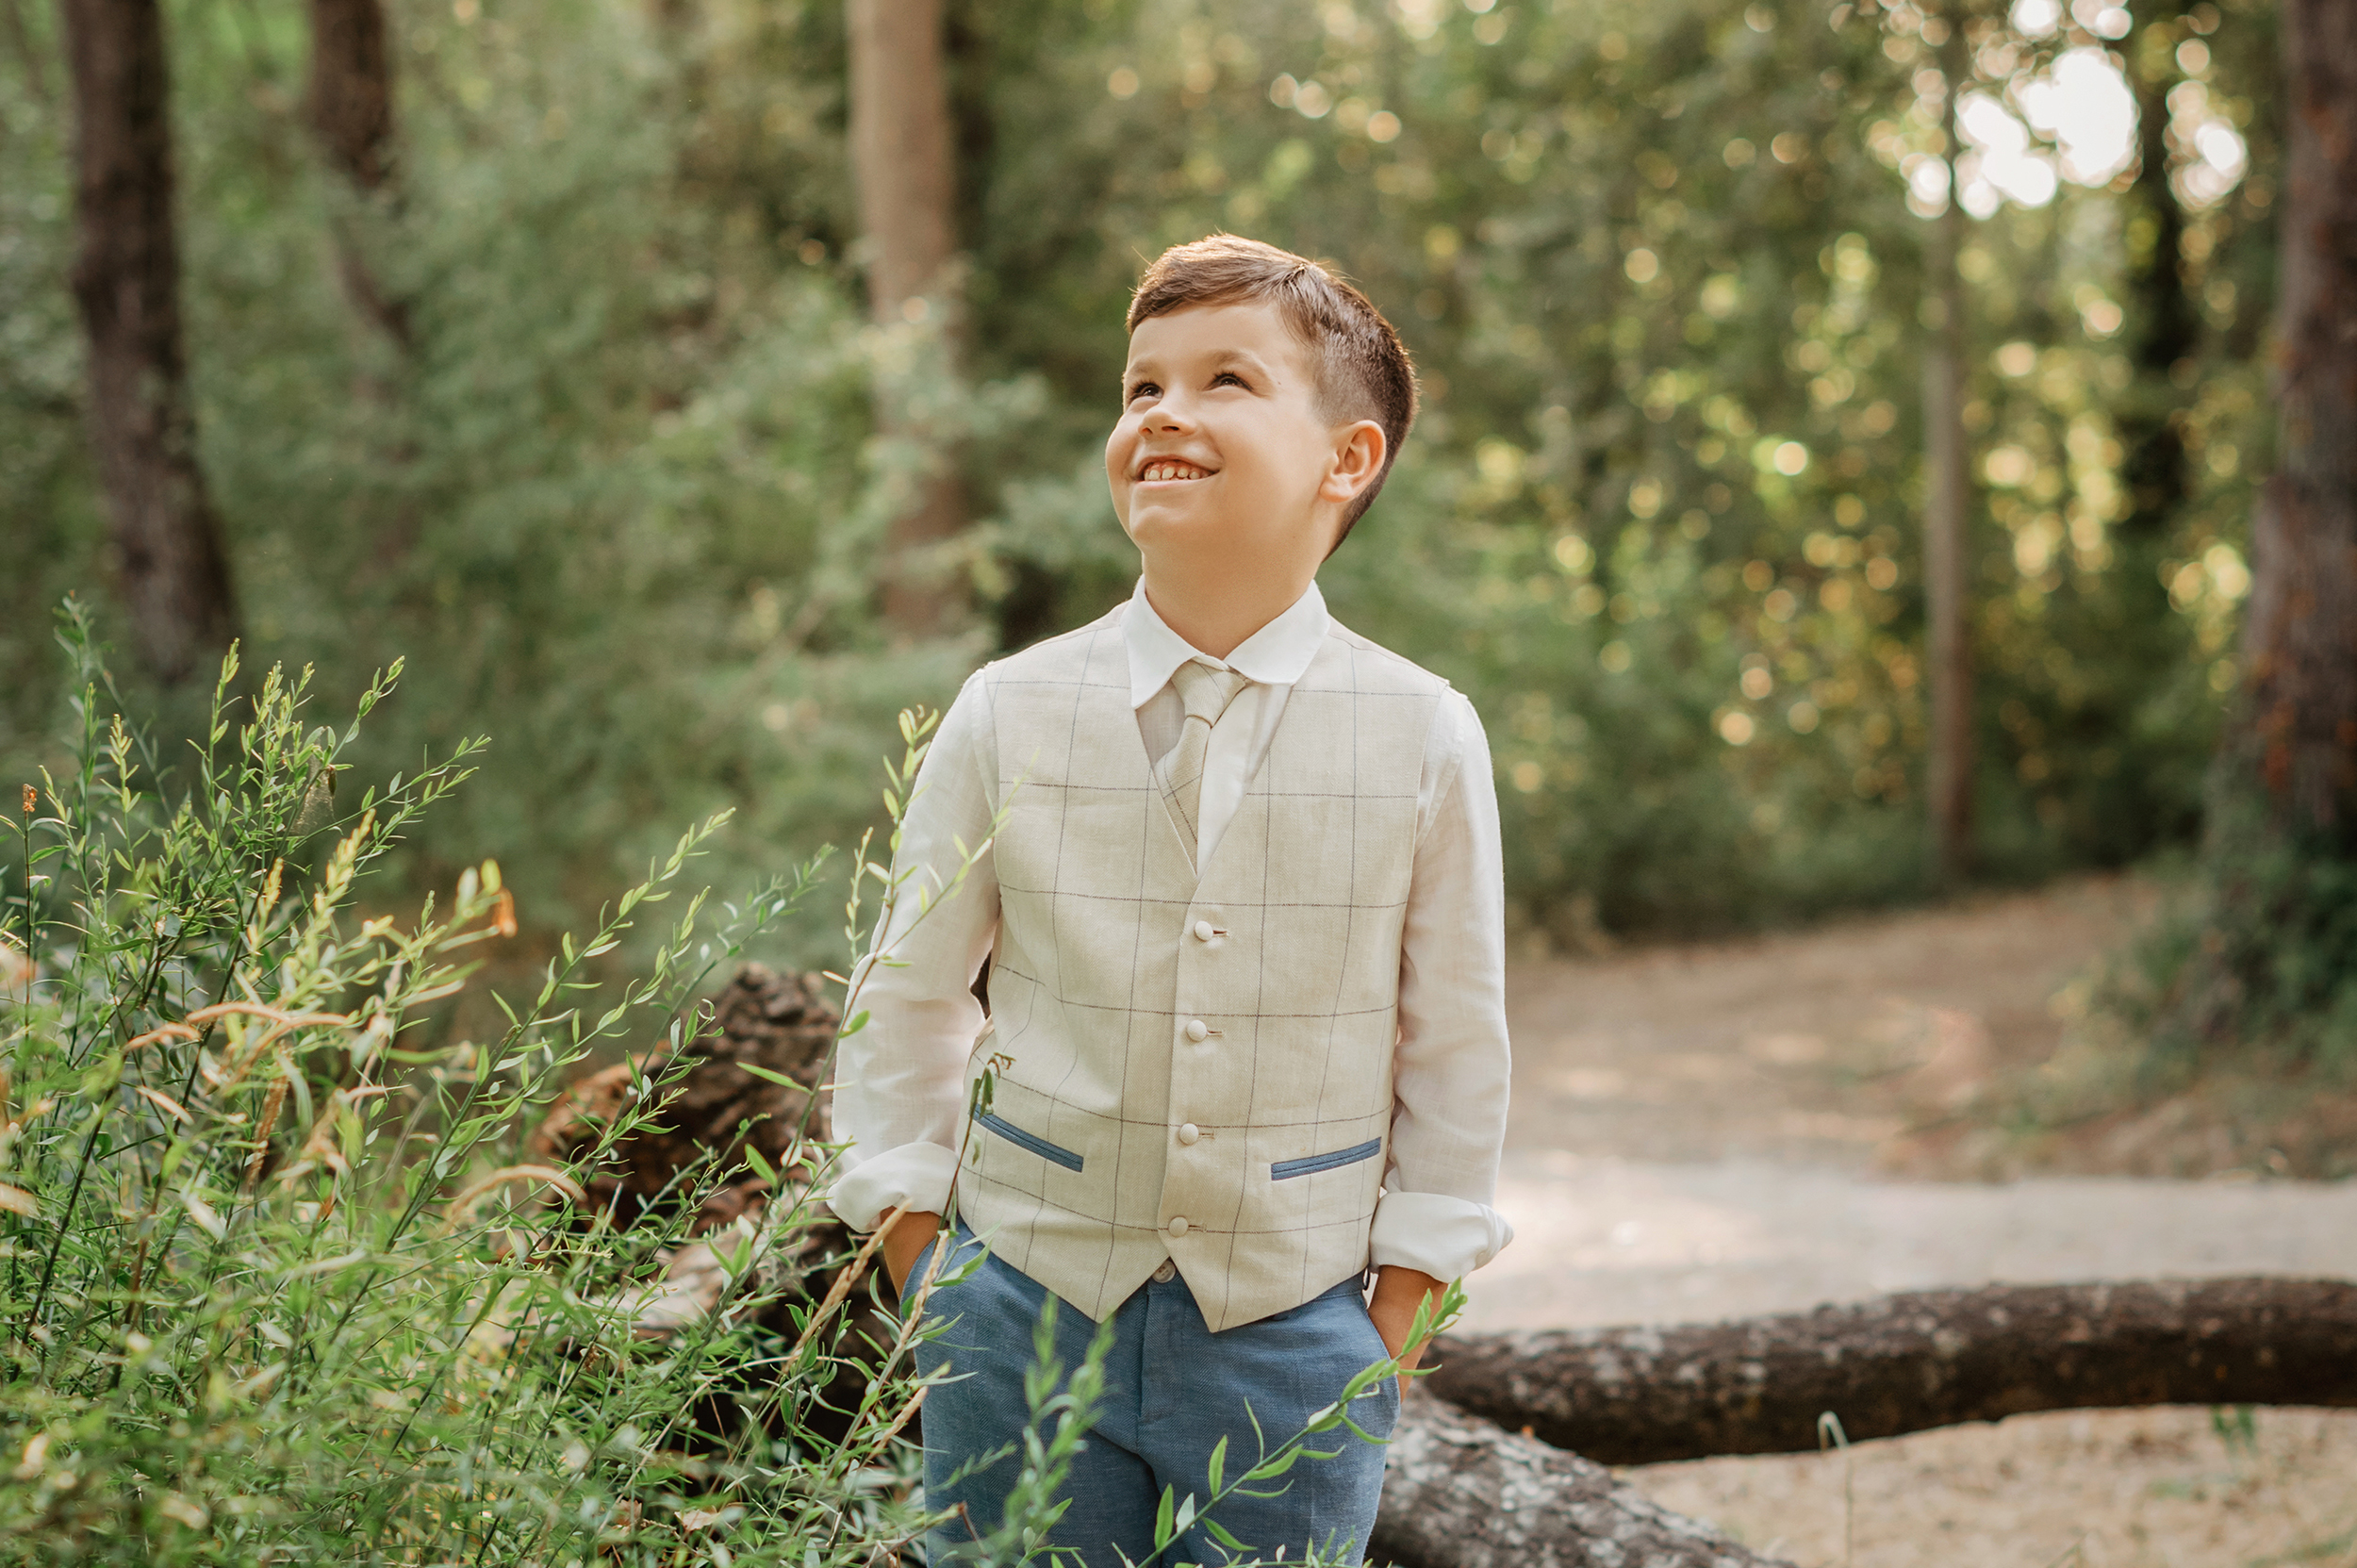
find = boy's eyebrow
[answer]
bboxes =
[1119,345,1277,388]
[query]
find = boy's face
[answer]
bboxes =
[1106,300,1375,574]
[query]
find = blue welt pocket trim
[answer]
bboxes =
[977,1112,1083,1172]
[1271,1137,1383,1181]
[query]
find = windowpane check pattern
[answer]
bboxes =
[953,606,1453,1331]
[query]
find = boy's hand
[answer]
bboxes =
[1368,1264,1448,1395]
[881,1209,944,1298]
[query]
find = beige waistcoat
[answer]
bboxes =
[953,604,1449,1332]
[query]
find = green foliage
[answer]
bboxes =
[0,619,978,1565]
[0,0,2284,944]
[2090,769,2357,1075]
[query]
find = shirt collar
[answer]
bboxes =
[1121,578,1330,711]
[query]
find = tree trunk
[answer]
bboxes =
[59,0,239,685]
[1920,20,1973,886]
[305,0,392,191]
[2231,0,2357,836]
[1373,1394,1794,1568]
[1421,1277,2357,1466]
[2116,0,2197,544]
[305,0,407,343]
[2171,0,2357,1052]
[846,0,965,638]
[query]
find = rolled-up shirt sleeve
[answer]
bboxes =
[825,672,1000,1233]
[1369,690,1515,1279]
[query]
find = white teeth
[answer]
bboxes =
[1142,461,1208,482]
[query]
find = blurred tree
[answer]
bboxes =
[1920,12,1974,883]
[3,0,49,104]
[58,0,239,685]
[2168,0,2357,1058]
[305,0,407,344]
[848,0,966,636]
[2116,0,2195,541]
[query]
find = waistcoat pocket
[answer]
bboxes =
[1270,1137,1383,1181]
[975,1111,1084,1172]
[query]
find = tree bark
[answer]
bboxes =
[1422,1277,2357,1466]
[305,0,393,192]
[846,0,965,638]
[1373,1393,1794,1568]
[2230,0,2357,838]
[59,0,239,685]
[2116,1,2197,544]
[1920,19,1973,886]
[304,0,408,343]
[2168,0,2357,1052]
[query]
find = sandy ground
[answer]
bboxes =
[1465,875,2357,1568]
[1638,1408,2357,1568]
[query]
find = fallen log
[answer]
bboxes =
[530,963,887,1443]
[531,962,840,1231]
[1373,1393,1791,1568]
[1423,1276,2357,1466]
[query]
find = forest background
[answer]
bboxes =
[0,0,2282,970]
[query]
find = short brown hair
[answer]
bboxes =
[1127,234,1418,548]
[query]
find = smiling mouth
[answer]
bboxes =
[1138,459,1214,483]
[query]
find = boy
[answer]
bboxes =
[828,235,1512,1565]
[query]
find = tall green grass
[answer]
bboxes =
[0,605,964,1565]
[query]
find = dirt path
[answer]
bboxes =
[1469,875,2357,1568]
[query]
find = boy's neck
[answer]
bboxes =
[1139,556,1317,661]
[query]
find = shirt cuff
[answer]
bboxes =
[825,1141,961,1233]
[1368,1191,1514,1279]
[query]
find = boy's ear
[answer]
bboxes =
[1320,420,1388,504]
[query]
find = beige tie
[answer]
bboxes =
[1157,659,1250,855]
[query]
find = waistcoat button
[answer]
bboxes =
[1183,1018,1209,1042]
[1166,1215,1190,1237]
[1177,1123,1200,1145]
[1153,1260,1177,1283]
[1192,919,1215,942]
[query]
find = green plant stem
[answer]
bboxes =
[15,788,33,983]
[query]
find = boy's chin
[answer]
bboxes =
[1125,503,1233,553]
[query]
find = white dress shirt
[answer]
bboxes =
[1125,577,1327,867]
[828,579,1515,1283]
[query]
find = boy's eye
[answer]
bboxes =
[1127,381,1160,403]
[1211,371,1246,388]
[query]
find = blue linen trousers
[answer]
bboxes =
[909,1226,1399,1568]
